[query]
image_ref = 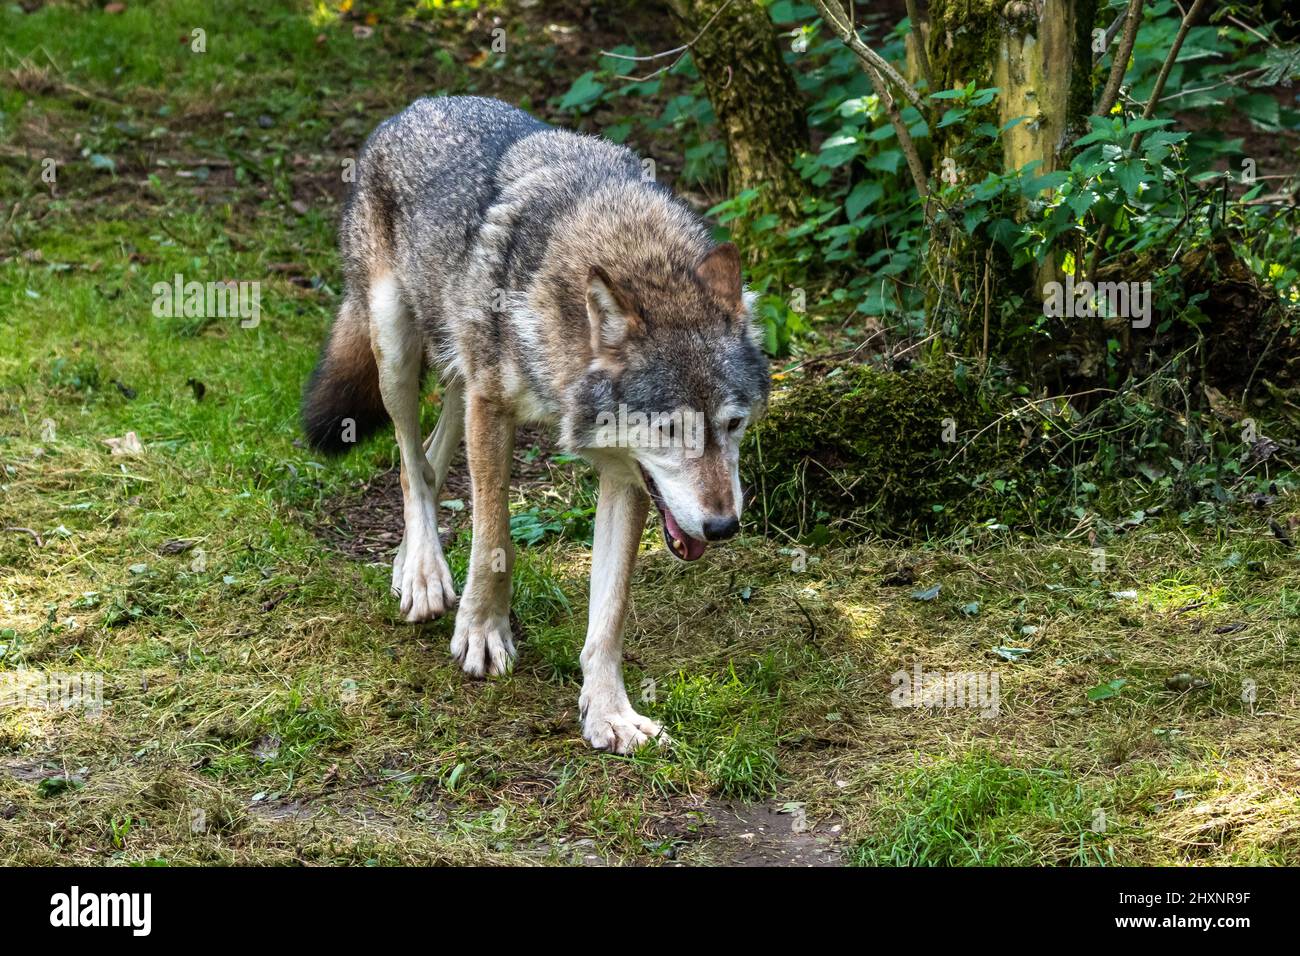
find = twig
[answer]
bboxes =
[812,0,927,115]
[1133,0,1211,139]
[792,596,819,646]
[981,245,991,366]
[1094,6,1131,66]
[1225,14,1273,46]
[813,0,929,199]
[1095,0,1144,116]
[602,0,738,83]
[3,526,43,547]
[944,388,1117,465]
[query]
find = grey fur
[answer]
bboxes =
[319,95,769,452]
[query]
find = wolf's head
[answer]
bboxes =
[569,242,770,561]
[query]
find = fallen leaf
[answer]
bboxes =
[1087,678,1126,702]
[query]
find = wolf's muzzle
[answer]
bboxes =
[702,516,740,541]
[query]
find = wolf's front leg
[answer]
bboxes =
[370,274,457,622]
[451,389,517,677]
[578,471,664,753]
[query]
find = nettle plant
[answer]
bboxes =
[560,1,1299,358]
[709,8,928,350]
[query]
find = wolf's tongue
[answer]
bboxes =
[663,507,707,561]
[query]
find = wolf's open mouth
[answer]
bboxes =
[640,467,706,561]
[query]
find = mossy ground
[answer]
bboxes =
[745,363,1060,539]
[2,0,1298,866]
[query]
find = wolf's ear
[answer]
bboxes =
[587,265,641,354]
[696,242,743,313]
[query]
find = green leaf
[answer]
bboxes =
[1124,117,1174,135]
[1087,678,1127,702]
[865,149,902,173]
[1113,159,1148,199]
[1021,170,1070,196]
[937,108,969,128]
[559,71,605,112]
[1067,190,1098,217]
[1238,93,1281,129]
[845,180,883,221]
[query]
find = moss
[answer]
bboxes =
[743,363,1058,539]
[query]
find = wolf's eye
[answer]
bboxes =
[726,417,744,433]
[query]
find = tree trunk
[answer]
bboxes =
[666,0,809,220]
[925,0,1097,368]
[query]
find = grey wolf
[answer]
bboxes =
[302,96,769,753]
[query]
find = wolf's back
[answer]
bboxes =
[302,98,551,455]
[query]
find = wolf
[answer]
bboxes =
[302,96,769,753]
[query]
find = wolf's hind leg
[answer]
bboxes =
[450,388,516,678]
[392,378,466,598]
[578,471,665,753]
[369,272,457,622]
[423,376,465,495]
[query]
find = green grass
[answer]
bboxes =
[853,752,1123,866]
[2,0,1299,866]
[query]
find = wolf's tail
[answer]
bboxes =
[301,295,389,455]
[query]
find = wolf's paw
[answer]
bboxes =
[579,698,668,754]
[392,536,457,623]
[450,611,516,678]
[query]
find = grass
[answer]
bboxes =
[2,0,1299,866]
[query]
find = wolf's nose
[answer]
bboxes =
[702,516,740,541]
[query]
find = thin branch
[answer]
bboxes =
[812,0,928,199]
[813,0,927,114]
[602,0,738,83]
[4,526,43,547]
[1093,7,1131,66]
[1133,0,1211,137]
[1088,0,1212,281]
[1095,0,1144,116]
